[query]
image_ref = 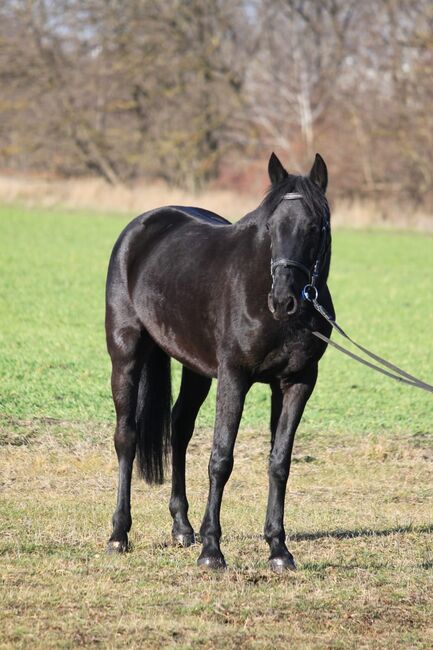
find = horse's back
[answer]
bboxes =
[131,205,230,235]
[109,206,229,266]
[168,205,230,226]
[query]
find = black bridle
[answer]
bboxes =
[270,192,330,301]
[269,193,433,394]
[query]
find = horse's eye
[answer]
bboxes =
[265,223,270,231]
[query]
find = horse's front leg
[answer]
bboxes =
[198,367,250,569]
[265,363,318,572]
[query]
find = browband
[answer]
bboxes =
[282,193,304,200]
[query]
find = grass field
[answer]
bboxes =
[1,204,432,648]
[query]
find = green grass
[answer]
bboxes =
[0,203,432,436]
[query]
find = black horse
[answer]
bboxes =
[105,152,334,571]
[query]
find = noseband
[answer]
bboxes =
[270,192,330,302]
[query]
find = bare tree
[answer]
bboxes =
[245,0,359,165]
[0,0,432,209]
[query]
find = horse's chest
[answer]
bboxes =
[254,329,318,380]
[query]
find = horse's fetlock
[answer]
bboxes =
[112,511,132,533]
[264,525,285,545]
[169,495,188,517]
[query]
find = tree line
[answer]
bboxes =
[0,0,432,207]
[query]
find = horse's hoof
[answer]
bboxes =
[172,532,196,548]
[197,554,227,570]
[106,539,128,554]
[269,556,296,573]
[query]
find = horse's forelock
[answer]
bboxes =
[262,175,329,222]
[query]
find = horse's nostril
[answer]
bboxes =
[286,296,297,314]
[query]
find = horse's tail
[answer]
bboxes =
[135,345,172,484]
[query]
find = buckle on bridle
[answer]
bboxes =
[301,284,318,302]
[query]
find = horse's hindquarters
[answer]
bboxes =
[126,220,232,378]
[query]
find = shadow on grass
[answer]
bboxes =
[218,523,433,543]
[3,525,431,558]
[419,560,433,569]
[291,523,433,542]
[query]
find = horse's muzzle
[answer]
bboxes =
[268,291,298,320]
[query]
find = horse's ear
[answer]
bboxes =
[309,153,328,193]
[268,152,288,185]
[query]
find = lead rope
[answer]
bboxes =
[303,293,433,394]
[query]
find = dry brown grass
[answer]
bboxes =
[332,198,433,232]
[1,422,432,649]
[0,174,258,220]
[1,173,432,230]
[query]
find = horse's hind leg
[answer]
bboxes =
[170,367,211,547]
[106,323,148,553]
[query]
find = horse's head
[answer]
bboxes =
[265,152,330,321]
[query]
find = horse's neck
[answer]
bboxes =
[235,205,266,228]
[231,216,271,283]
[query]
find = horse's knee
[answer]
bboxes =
[268,458,289,484]
[209,448,233,483]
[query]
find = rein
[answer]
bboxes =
[307,295,433,394]
[270,192,433,394]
